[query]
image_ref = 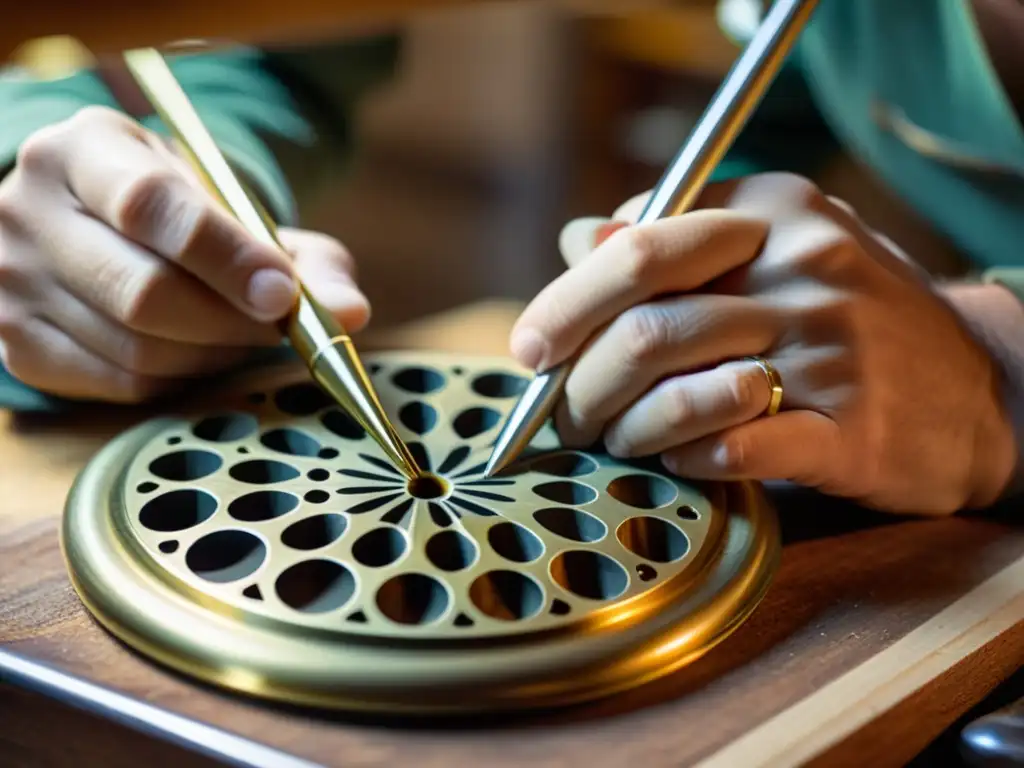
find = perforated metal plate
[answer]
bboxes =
[63,351,779,714]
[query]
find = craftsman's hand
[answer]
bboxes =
[0,106,369,403]
[511,173,1017,514]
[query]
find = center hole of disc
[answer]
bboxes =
[407,473,449,500]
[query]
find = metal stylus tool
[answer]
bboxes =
[483,0,819,478]
[122,48,422,479]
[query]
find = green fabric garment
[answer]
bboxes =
[0,37,400,412]
[715,0,1024,295]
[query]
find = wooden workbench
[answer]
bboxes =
[1,300,1022,767]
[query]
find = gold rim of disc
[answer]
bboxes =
[62,351,780,715]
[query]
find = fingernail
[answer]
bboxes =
[712,442,733,468]
[510,329,549,370]
[247,269,296,319]
[594,220,629,248]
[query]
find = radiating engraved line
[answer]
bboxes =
[347,492,403,514]
[337,486,389,495]
[380,498,415,528]
[357,455,403,476]
[447,495,498,517]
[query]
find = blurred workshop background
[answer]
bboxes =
[259,0,968,329]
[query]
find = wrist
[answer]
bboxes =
[940,281,1024,505]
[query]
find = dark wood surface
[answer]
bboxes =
[1,301,1022,767]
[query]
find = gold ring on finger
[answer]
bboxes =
[745,356,783,417]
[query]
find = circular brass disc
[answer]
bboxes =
[62,351,780,714]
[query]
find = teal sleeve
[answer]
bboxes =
[0,48,311,225]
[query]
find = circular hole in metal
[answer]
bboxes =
[677,505,699,520]
[319,447,339,460]
[136,482,158,494]
[452,407,502,439]
[530,451,598,477]
[167,436,182,445]
[471,372,528,398]
[607,473,678,509]
[533,507,606,542]
[451,367,465,376]
[533,481,598,505]
[425,530,477,571]
[369,363,383,375]
[398,401,438,435]
[392,367,445,394]
[636,564,657,581]
[139,489,217,532]
[617,516,689,563]
[238,447,249,454]
[273,383,332,415]
[376,573,449,625]
[304,489,330,504]
[228,490,299,522]
[352,527,408,568]
[229,459,300,485]
[158,540,179,554]
[407,473,449,500]
[193,413,257,442]
[488,522,544,563]
[308,469,329,482]
[550,550,628,601]
[260,428,321,457]
[281,514,347,551]
[469,570,543,621]
[275,559,355,613]
[185,530,266,584]
[321,409,366,440]
[149,450,222,482]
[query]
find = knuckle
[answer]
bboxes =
[664,379,695,429]
[729,367,760,414]
[111,332,151,376]
[791,226,860,280]
[112,263,174,330]
[760,172,825,209]
[15,123,67,175]
[617,226,662,287]
[115,169,194,245]
[0,187,21,228]
[619,305,672,365]
[0,314,34,381]
[70,104,129,132]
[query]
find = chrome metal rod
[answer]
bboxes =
[122,48,421,479]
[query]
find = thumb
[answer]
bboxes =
[278,227,371,332]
